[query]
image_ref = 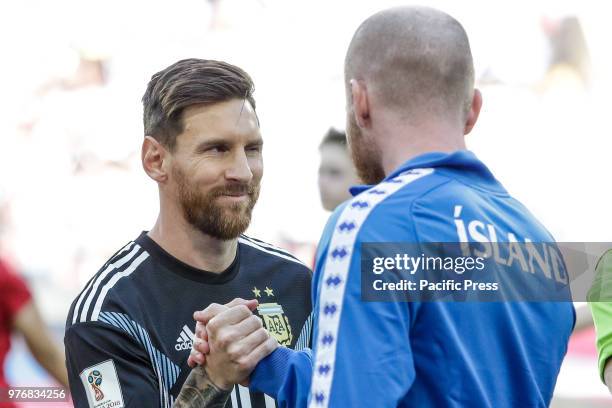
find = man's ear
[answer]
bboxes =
[350,79,371,128]
[464,88,483,135]
[142,136,169,183]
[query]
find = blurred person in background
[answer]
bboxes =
[0,194,68,408]
[64,58,312,408]
[540,15,591,92]
[317,128,359,212]
[588,250,612,394]
[264,127,357,268]
[540,15,601,405]
[0,259,69,407]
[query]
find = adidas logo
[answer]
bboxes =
[175,325,195,351]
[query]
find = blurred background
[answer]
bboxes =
[0,0,610,406]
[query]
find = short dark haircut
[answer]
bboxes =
[142,58,256,150]
[319,128,347,149]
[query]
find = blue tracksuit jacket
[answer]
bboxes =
[250,150,574,407]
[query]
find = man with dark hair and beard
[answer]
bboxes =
[189,6,574,408]
[64,58,312,408]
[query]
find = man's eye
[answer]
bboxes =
[246,145,262,153]
[207,145,228,153]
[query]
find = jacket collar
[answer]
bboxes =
[349,150,506,196]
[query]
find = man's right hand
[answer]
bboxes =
[190,299,279,390]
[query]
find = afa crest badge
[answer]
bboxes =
[257,303,293,346]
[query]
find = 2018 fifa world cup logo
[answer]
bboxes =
[87,370,104,401]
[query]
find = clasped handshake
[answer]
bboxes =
[187,298,279,390]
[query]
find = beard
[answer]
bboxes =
[173,166,260,240]
[347,114,386,185]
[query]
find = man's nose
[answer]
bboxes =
[225,149,253,183]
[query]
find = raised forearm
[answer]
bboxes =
[173,366,231,408]
[15,302,69,387]
[30,343,68,388]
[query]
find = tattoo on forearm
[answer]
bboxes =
[173,366,231,408]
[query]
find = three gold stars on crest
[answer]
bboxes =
[252,286,274,298]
